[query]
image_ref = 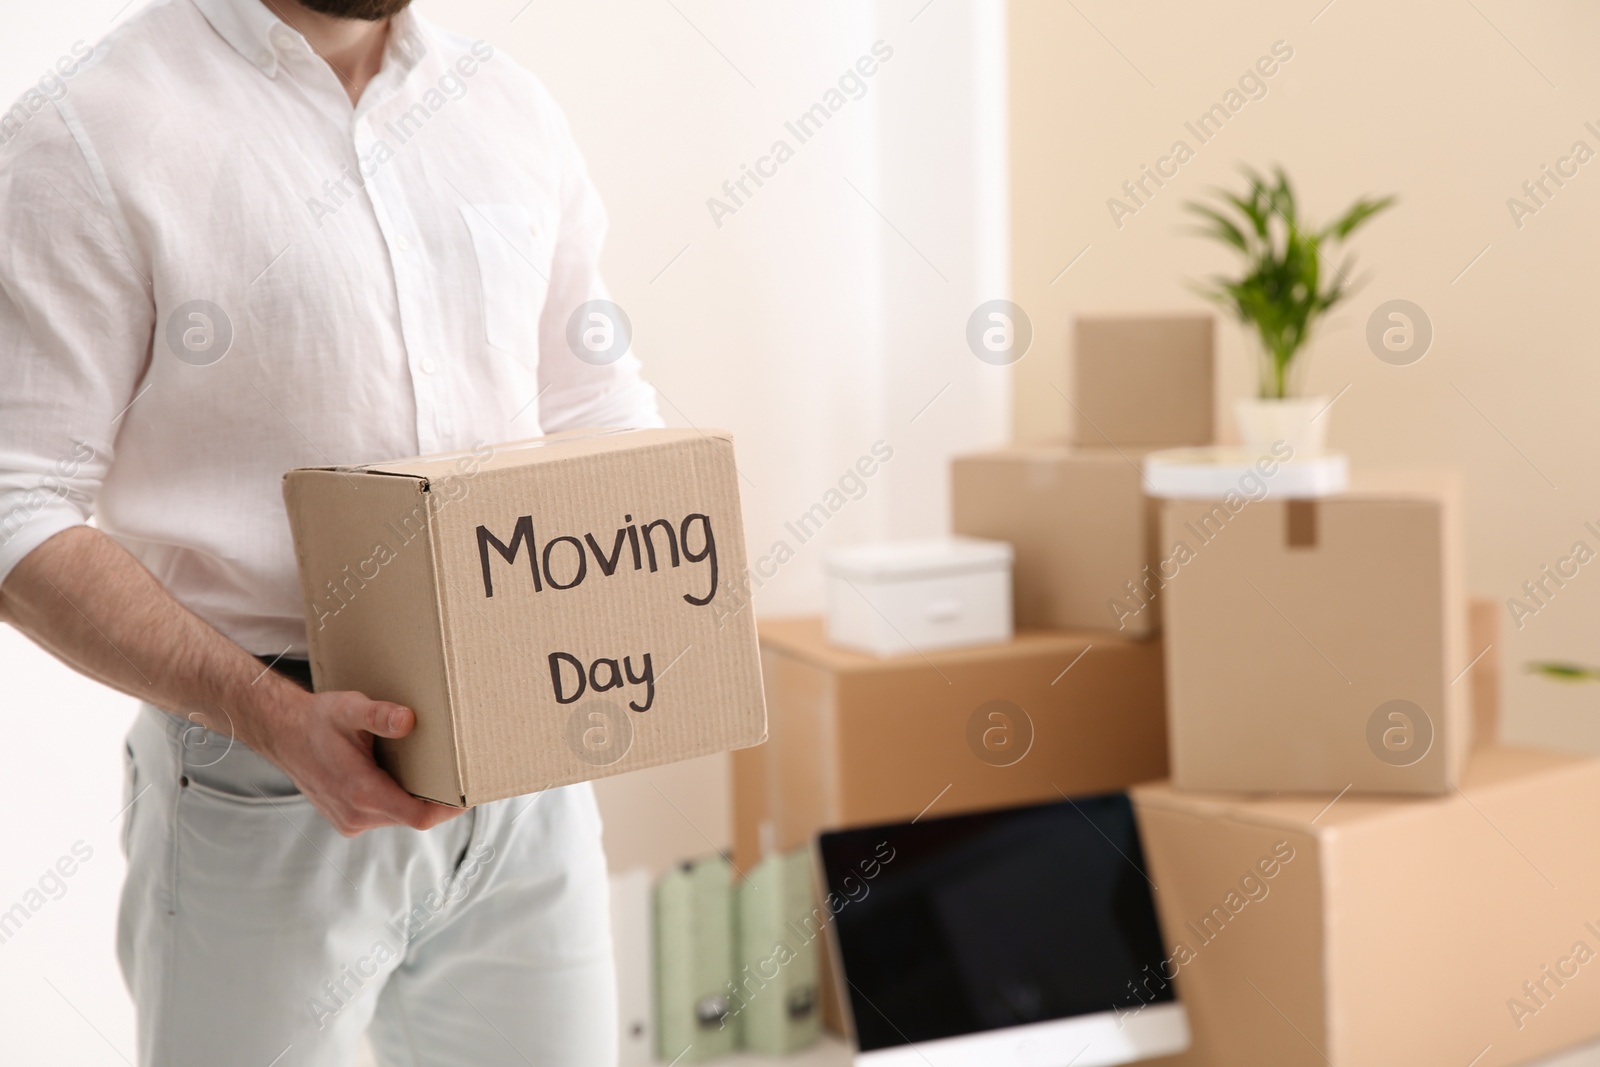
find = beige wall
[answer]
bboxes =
[1009,0,1600,753]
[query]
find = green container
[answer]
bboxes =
[734,847,822,1054]
[655,855,737,1062]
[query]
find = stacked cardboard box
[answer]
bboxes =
[1160,470,1469,794]
[952,446,1162,635]
[950,313,1217,638]
[731,319,1215,1039]
[735,618,1168,1036]
[732,618,1168,870]
[1132,747,1600,1067]
[739,311,1600,1064]
[1122,398,1600,1057]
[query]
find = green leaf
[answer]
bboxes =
[1220,188,1269,238]
[1182,167,1395,393]
[1527,662,1600,683]
[1322,195,1396,241]
[1183,203,1249,251]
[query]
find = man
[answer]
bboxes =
[0,0,657,1062]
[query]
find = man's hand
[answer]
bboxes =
[0,526,461,836]
[244,688,463,836]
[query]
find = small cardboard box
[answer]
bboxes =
[1132,747,1600,1067]
[282,428,766,806]
[1161,470,1466,794]
[951,444,1160,636]
[731,617,1168,870]
[1073,313,1214,448]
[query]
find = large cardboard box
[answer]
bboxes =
[282,428,766,806]
[735,616,1169,1036]
[951,444,1160,635]
[1073,313,1214,448]
[1132,747,1600,1067]
[1161,471,1466,794]
[732,617,1168,870]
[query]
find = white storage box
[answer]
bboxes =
[1143,445,1349,499]
[823,538,1013,657]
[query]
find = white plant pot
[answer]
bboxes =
[1234,396,1329,457]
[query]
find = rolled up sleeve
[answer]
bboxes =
[535,103,663,434]
[0,104,152,584]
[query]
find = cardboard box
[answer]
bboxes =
[1132,746,1600,1067]
[732,617,1168,869]
[734,617,1168,1035]
[1073,313,1214,448]
[1161,471,1466,794]
[282,428,766,806]
[951,444,1160,635]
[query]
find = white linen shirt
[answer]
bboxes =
[0,0,661,654]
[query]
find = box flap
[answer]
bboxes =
[353,427,706,480]
[282,468,464,804]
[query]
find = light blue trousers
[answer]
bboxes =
[117,705,617,1066]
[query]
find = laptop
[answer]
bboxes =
[816,792,1189,1067]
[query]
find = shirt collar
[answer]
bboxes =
[190,0,427,79]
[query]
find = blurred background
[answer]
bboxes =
[3,0,1599,1061]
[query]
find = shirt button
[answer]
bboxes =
[395,234,412,253]
[257,50,273,68]
[420,358,437,375]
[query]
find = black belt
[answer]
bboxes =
[256,654,315,692]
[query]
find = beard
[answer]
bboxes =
[293,0,412,20]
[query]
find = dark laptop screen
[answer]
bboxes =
[817,793,1174,1052]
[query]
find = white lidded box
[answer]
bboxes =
[823,537,1013,657]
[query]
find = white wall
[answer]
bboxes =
[421,0,1011,882]
[0,0,1008,1059]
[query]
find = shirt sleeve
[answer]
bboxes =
[534,103,664,433]
[0,104,153,586]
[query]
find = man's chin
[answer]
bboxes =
[293,0,413,21]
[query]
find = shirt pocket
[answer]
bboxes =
[459,202,551,358]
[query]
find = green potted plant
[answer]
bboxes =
[1186,167,1394,454]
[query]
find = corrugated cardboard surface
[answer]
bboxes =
[740,617,1168,861]
[1072,313,1215,448]
[1134,746,1600,1066]
[951,443,1161,635]
[1161,470,1466,794]
[287,428,767,805]
[282,468,461,803]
